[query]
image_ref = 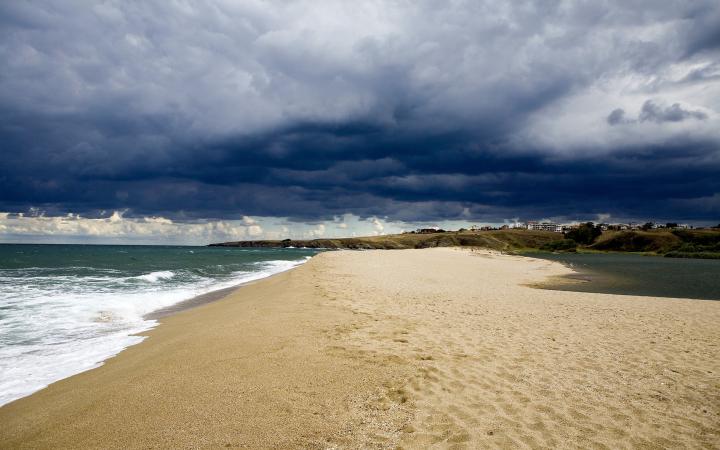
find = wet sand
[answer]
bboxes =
[143,284,242,320]
[1,248,718,448]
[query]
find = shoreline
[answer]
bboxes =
[143,284,242,320]
[0,254,315,408]
[2,248,718,448]
[142,260,311,320]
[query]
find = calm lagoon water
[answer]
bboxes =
[0,244,319,406]
[530,252,720,301]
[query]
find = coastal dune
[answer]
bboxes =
[1,248,718,448]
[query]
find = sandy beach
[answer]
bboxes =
[1,248,718,448]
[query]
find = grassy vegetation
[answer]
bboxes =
[210,228,720,259]
[590,229,720,258]
[540,239,578,252]
[664,251,720,259]
[590,230,681,253]
[210,229,564,251]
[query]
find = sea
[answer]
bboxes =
[0,244,319,406]
[531,252,720,301]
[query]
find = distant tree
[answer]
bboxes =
[666,223,678,228]
[564,222,602,245]
[641,222,654,231]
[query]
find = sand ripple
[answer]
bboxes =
[318,248,720,449]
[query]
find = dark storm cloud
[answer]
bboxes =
[606,109,629,126]
[638,100,708,123]
[1,1,719,224]
[607,100,708,125]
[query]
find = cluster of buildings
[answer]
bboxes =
[469,222,566,232]
[408,221,696,235]
[469,221,693,233]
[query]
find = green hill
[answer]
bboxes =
[591,229,720,258]
[210,228,720,259]
[210,229,564,251]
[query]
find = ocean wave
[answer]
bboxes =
[0,252,315,406]
[135,270,175,282]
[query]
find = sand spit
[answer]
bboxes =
[1,248,718,448]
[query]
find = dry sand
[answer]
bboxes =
[1,248,718,449]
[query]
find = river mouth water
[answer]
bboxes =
[526,252,720,301]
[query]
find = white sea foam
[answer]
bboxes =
[0,255,312,406]
[136,270,175,282]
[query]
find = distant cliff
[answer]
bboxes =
[209,230,564,251]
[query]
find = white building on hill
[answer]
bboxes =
[526,221,563,233]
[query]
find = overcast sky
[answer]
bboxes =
[1,1,719,243]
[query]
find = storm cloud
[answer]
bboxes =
[639,100,708,123]
[608,100,709,125]
[1,0,719,229]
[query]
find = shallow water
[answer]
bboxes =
[530,252,720,301]
[0,244,318,406]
